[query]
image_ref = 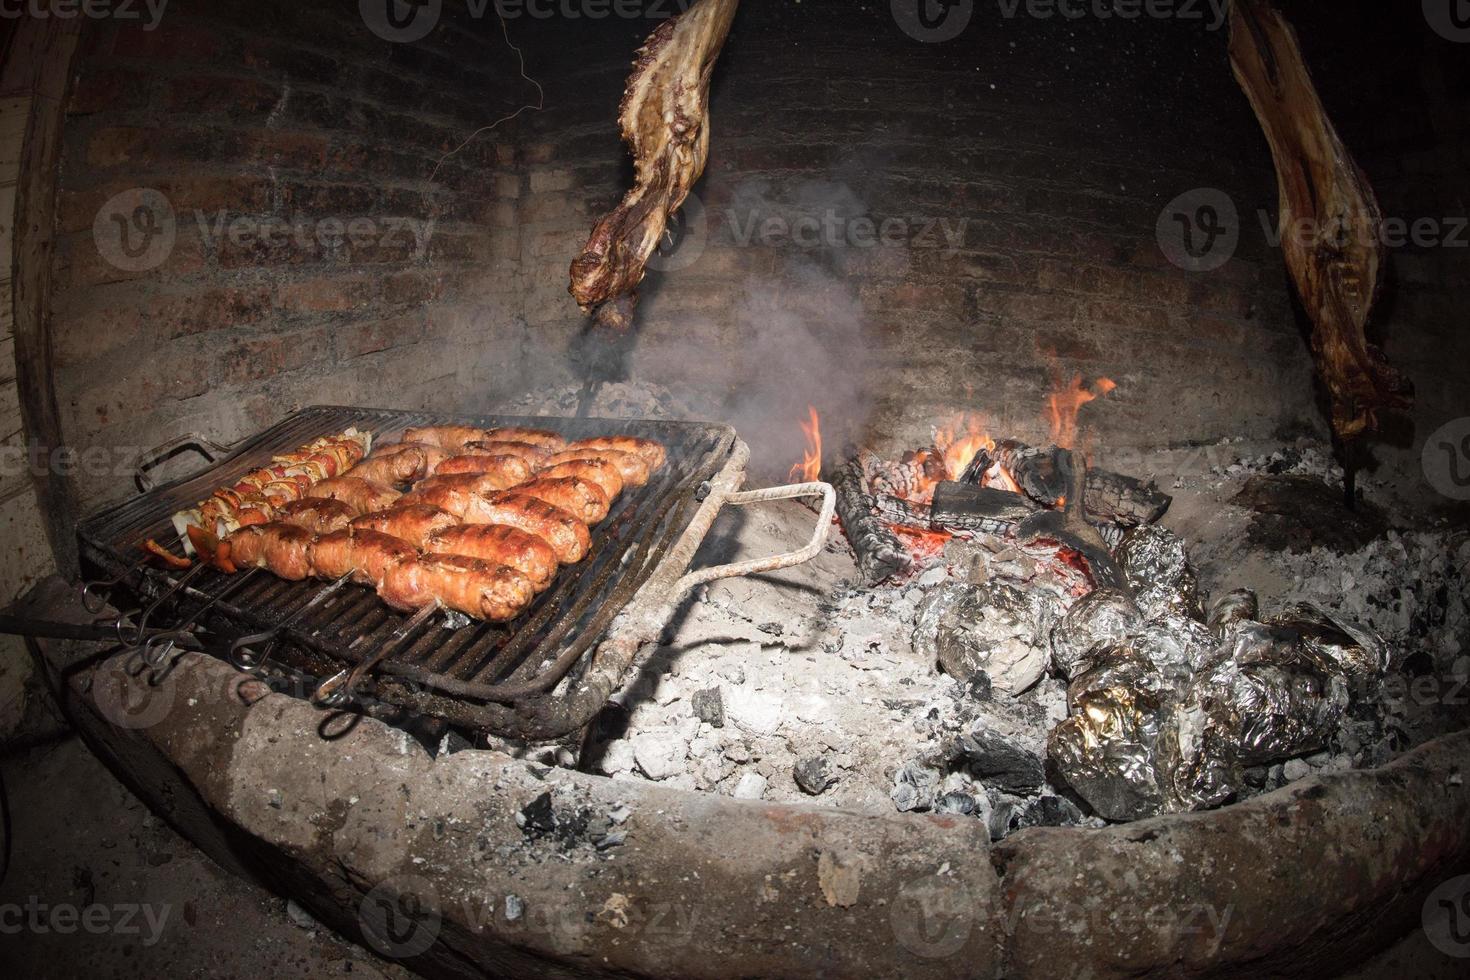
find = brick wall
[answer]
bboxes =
[49,0,535,505]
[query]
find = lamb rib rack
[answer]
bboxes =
[568,0,739,331]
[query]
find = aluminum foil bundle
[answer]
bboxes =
[1049,588,1142,680]
[1066,642,1185,711]
[1208,589,1259,632]
[1128,612,1216,679]
[1115,524,1203,618]
[1268,602,1389,678]
[1136,583,1201,622]
[1049,674,1178,822]
[914,582,1061,695]
[1182,621,1349,771]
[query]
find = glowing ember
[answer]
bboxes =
[1047,375,1117,449]
[789,405,823,483]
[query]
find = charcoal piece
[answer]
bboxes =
[1050,588,1143,680]
[1209,589,1259,632]
[913,582,1050,695]
[794,756,836,796]
[1083,467,1173,527]
[1268,602,1389,678]
[962,438,1171,526]
[1115,524,1200,612]
[832,458,911,585]
[954,729,1045,794]
[987,798,1023,841]
[933,791,977,816]
[518,792,557,838]
[929,481,1036,535]
[890,761,940,813]
[1020,794,1085,828]
[691,687,725,727]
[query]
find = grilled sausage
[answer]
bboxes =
[457,492,591,564]
[545,448,650,487]
[401,425,489,453]
[400,471,528,518]
[508,476,609,524]
[565,435,665,470]
[306,476,402,515]
[352,442,447,485]
[538,458,623,501]
[426,524,558,591]
[464,439,554,467]
[481,426,567,450]
[431,453,534,483]
[224,523,315,580]
[275,497,357,534]
[309,528,417,587]
[380,555,535,621]
[350,505,460,549]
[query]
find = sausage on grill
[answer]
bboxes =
[565,435,665,470]
[224,523,315,580]
[306,476,402,515]
[426,524,558,591]
[459,492,591,564]
[380,555,535,622]
[401,425,489,454]
[482,426,567,450]
[464,439,554,467]
[352,442,447,485]
[431,453,534,483]
[538,458,623,502]
[508,476,609,524]
[545,448,650,487]
[309,528,417,587]
[274,497,358,534]
[400,471,527,517]
[350,505,459,549]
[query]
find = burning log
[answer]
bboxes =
[929,482,1037,535]
[962,438,1170,527]
[831,458,912,585]
[1013,450,1130,593]
[1228,0,1411,443]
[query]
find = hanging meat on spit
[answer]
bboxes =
[568,0,739,331]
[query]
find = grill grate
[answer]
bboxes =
[78,406,739,733]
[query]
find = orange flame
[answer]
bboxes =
[790,406,822,482]
[1047,375,1116,449]
[933,412,996,481]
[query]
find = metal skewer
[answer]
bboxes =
[311,603,440,708]
[135,568,263,670]
[117,563,210,647]
[81,553,154,614]
[227,573,354,672]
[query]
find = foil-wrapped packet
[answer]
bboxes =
[1129,613,1216,679]
[1268,602,1389,678]
[1208,589,1259,632]
[913,582,1060,695]
[1115,525,1203,618]
[1050,588,1142,680]
[1049,677,1177,822]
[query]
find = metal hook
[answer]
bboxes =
[138,568,263,669]
[81,554,154,614]
[120,563,210,648]
[228,573,354,672]
[311,603,439,709]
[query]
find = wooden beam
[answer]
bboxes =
[3,16,84,577]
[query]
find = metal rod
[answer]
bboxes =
[311,603,440,708]
[138,568,263,669]
[118,563,209,646]
[81,553,153,614]
[228,573,354,671]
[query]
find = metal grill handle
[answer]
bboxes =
[672,481,836,597]
[131,432,235,492]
